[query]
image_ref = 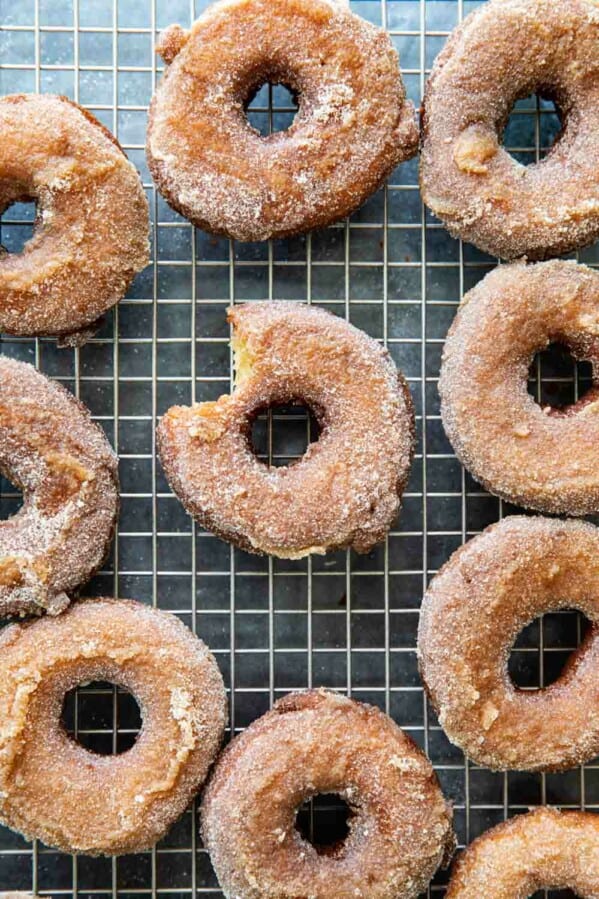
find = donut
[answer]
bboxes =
[157,302,415,559]
[0,895,41,899]
[0,357,119,618]
[0,894,42,899]
[420,0,599,261]
[0,598,227,855]
[146,0,418,241]
[439,259,599,516]
[0,94,149,343]
[201,689,454,899]
[445,807,599,897]
[0,895,42,899]
[418,515,599,773]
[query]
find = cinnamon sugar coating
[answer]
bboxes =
[201,690,454,899]
[0,94,149,343]
[440,260,599,516]
[420,0,599,261]
[0,598,227,855]
[146,0,418,241]
[418,516,599,772]
[157,302,415,559]
[0,357,119,617]
[446,807,599,897]
[0,895,42,899]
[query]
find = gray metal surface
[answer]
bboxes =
[0,1,596,897]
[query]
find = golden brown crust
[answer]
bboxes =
[0,357,119,617]
[418,516,599,772]
[157,302,415,559]
[0,598,227,855]
[440,259,599,516]
[146,0,418,241]
[420,0,599,260]
[201,689,454,899]
[446,808,599,897]
[0,94,149,340]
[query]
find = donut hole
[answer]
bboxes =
[530,891,579,898]
[0,196,37,255]
[503,93,562,166]
[509,610,591,691]
[61,681,142,755]
[0,474,23,519]
[250,402,322,467]
[527,342,594,409]
[245,81,299,136]
[295,793,352,855]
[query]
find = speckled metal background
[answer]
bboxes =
[0,1,596,897]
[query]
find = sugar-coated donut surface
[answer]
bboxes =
[0,598,227,855]
[0,894,43,899]
[201,689,454,899]
[0,357,119,617]
[440,259,599,516]
[420,0,599,261]
[147,0,418,241]
[157,302,415,558]
[446,807,599,897]
[0,94,149,342]
[0,894,42,899]
[418,516,599,772]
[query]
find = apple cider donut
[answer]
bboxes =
[418,516,599,773]
[440,259,599,516]
[157,302,415,559]
[0,895,41,899]
[201,690,454,899]
[0,598,227,855]
[420,0,599,261]
[0,357,119,618]
[0,94,149,343]
[146,0,418,241]
[445,808,599,897]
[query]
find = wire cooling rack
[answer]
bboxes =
[0,1,598,897]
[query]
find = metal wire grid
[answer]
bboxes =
[0,0,598,897]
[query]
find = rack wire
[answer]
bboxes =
[0,1,597,897]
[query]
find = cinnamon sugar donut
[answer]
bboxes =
[440,259,599,516]
[157,302,415,559]
[0,895,42,899]
[146,0,418,241]
[446,808,599,897]
[0,598,227,855]
[0,94,149,343]
[420,0,599,261]
[0,895,43,899]
[418,515,599,772]
[201,690,454,899]
[0,357,119,618]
